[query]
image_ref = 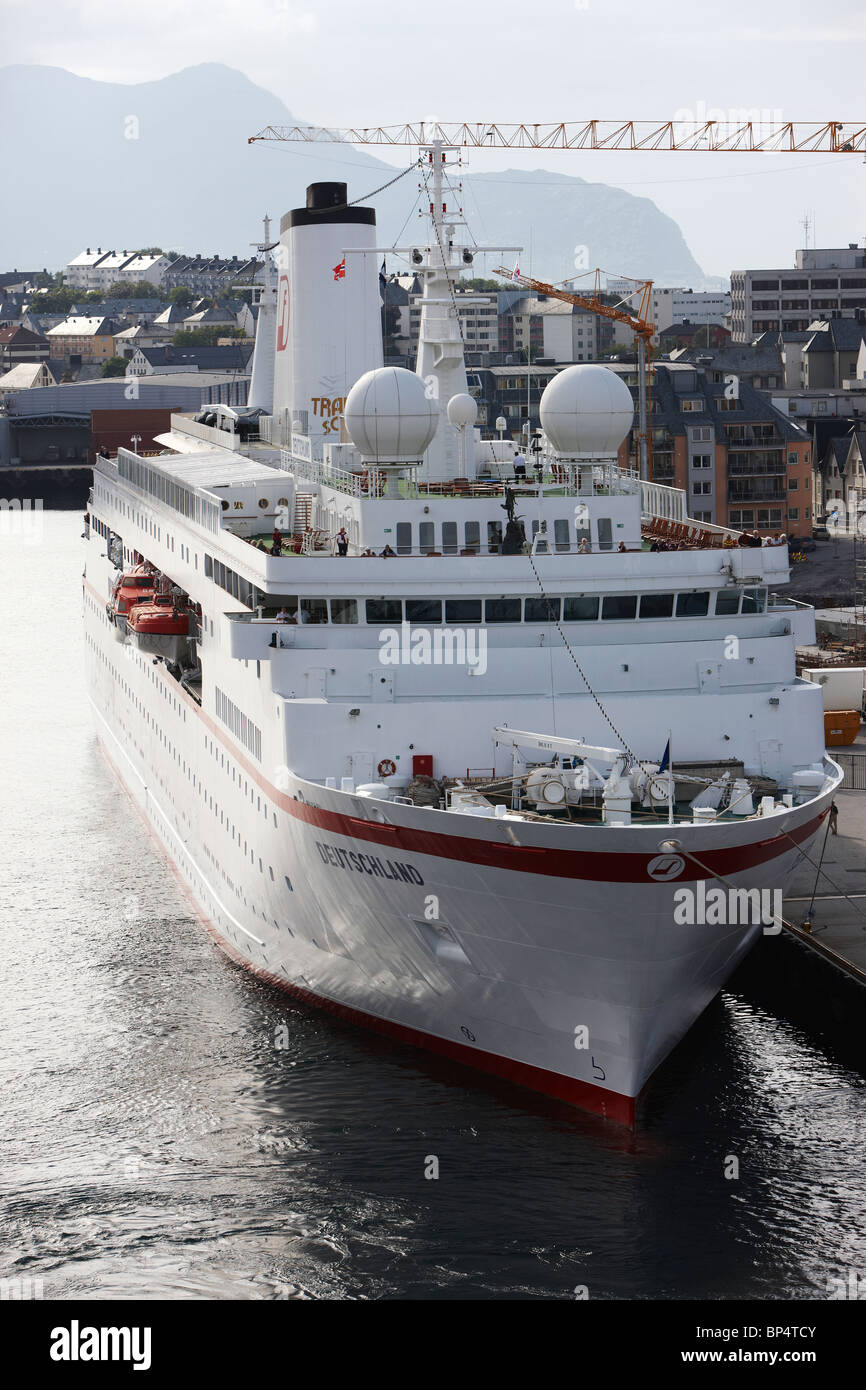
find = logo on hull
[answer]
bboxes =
[646,853,686,882]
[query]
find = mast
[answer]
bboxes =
[413,140,523,481]
[248,214,277,413]
[414,140,470,481]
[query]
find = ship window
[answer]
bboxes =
[395,522,412,555]
[742,587,766,614]
[465,521,481,551]
[366,599,402,623]
[485,598,521,623]
[639,593,674,619]
[487,521,503,553]
[442,521,458,555]
[602,595,637,620]
[419,521,435,552]
[300,598,328,625]
[406,599,442,623]
[445,599,482,623]
[676,592,710,617]
[524,596,561,622]
[554,519,570,552]
[330,598,358,624]
[597,518,613,551]
[715,590,740,615]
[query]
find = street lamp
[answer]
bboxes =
[130,434,141,454]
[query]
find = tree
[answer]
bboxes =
[459,278,502,292]
[167,286,194,307]
[28,286,77,312]
[101,357,128,377]
[135,247,178,260]
[172,326,246,346]
[106,280,159,299]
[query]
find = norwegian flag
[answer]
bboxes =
[333,259,346,281]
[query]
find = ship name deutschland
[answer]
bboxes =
[315,840,424,884]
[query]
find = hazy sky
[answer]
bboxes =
[3,0,865,278]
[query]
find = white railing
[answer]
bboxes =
[280,451,384,498]
[278,450,643,502]
[640,479,687,522]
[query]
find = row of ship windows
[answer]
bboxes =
[86,601,293,907]
[263,588,769,625]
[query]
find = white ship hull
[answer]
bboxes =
[84,571,838,1124]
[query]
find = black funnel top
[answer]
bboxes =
[307,182,348,210]
[281,181,376,233]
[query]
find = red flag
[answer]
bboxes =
[333,259,346,281]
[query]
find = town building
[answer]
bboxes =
[730,245,866,341]
[0,361,57,394]
[0,325,50,370]
[45,316,119,363]
[606,361,813,537]
[126,344,253,377]
[816,428,866,520]
[799,317,866,390]
[665,336,783,392]
[498,294,600,363]
[65,249,170,292]
[658,321,731,351]
[160,254,263,297]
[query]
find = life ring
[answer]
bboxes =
[377,758,397,779]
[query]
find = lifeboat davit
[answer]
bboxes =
[107,564,158,640]
[127,594,191,663]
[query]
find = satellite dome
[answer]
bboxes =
[344,367,438,462]
[539,364,634,457]
[446,392,478,428]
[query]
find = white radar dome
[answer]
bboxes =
[539,364,634,457]
[446,392,478,428]
[344,366,439,462]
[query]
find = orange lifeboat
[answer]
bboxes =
[107,565,158,639]
[127,594,191,662]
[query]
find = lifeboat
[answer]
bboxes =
[107,564,158,639]
[127,594,191,663]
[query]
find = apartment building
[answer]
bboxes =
[66,249,169,291]
[730,245,866,341]
[607,361,813,537]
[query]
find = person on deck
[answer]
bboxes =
[336,528,349,557]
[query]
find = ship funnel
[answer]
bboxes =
[272,182,383,448]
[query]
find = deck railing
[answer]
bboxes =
[278,450,645,502]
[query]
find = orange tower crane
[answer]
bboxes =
[494,267,654,478]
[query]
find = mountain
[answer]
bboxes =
[0,63,704,285]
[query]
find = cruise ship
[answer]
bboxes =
[83,154,841,1124]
